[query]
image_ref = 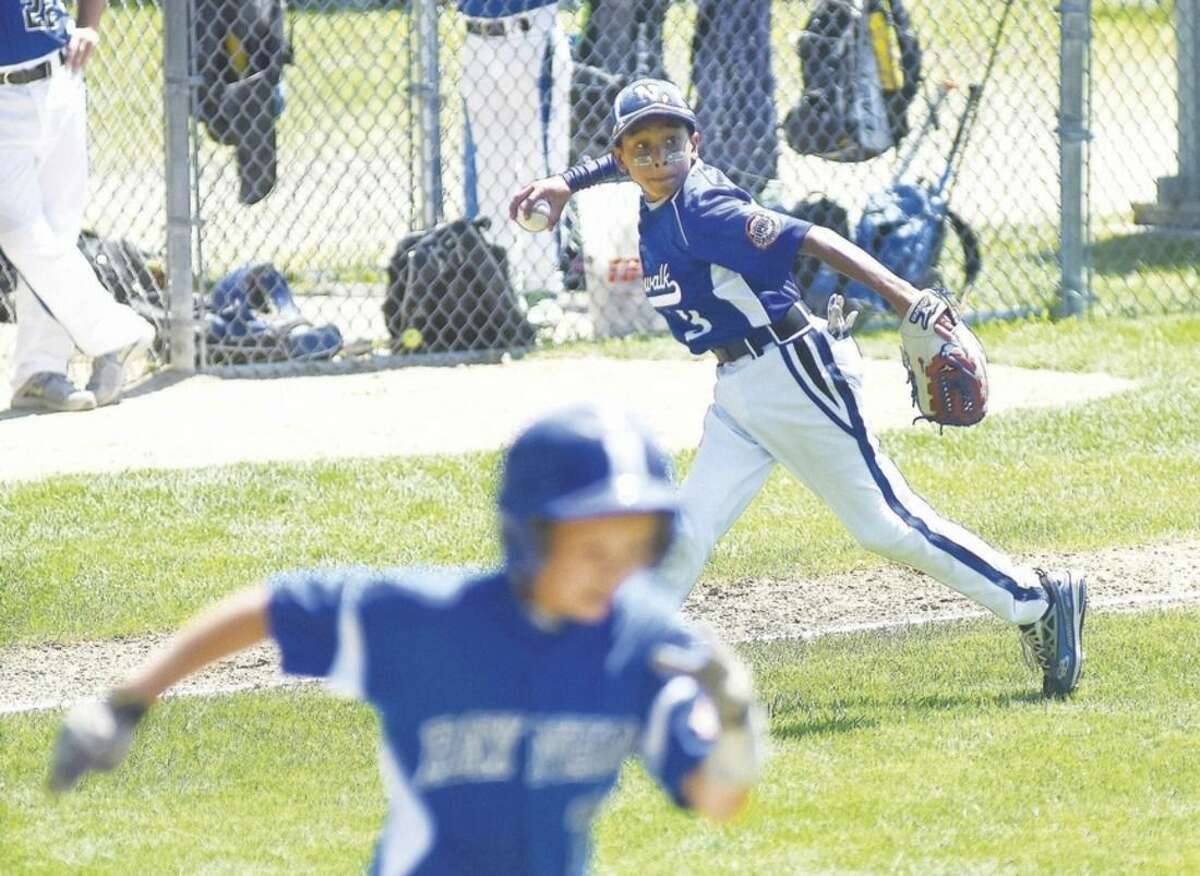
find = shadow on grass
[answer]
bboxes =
[1091,231,1200,277]
[768,687,1046,740]
[771,714,881,740]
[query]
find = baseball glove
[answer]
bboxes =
[49,696,147,793]
[899,290,988,427]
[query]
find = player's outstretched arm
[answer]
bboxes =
[48,586,270,793]
[801,225,922,318]
[653,633,765,823]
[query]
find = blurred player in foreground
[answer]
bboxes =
[510,80,1086,700]
[49,402,764,875]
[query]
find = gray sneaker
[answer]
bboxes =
[87,340,146,407]
[1019,569,1088,699]
[11,372,97,412]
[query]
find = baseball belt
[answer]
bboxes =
[465,15,533,37]
[0,59,54,86]
[711,304,813,365]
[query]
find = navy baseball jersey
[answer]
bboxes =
[1,0,70,66]
[638,160,812,354]
[267,566,715,875]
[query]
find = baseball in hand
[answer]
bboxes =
[517,198,552,233]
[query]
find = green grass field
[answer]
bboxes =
[2,314,1198,871]
[3,314,1198,648]
[4,609,1199,873]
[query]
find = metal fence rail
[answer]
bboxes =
[3,0,1196,382]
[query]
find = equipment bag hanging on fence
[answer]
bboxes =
[193,0,292,205]
[842,0,1015,310]
[689,0,779,195]
[570,0,671,164]
[842,181,981,310]
[783,0,921,163]
[384,219,536,355]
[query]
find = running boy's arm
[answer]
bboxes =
[642,630,765,823]
[115,586,271,706]
[49,571,356,793]
[48,586,271,792]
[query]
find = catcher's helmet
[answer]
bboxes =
[610,78,697,146]
[498,403,678,583]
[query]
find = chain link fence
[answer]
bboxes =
[183,0,1073,370]
[3,1,1197,384]
[1092,0,1200,317]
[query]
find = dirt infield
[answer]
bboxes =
[0,345,1133,483]
[0,344,1158,715]
[3,540,1197,716]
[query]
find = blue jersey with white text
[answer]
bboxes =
[1,0,70,66]
[267,566,714,876]
[638,160,812,354]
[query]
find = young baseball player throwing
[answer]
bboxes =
[511,79,1086,699]
[49,402,765,874]
[1,0,155,411]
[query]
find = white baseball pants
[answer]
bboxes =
[0,52,154,391]
[658,320,1050,626]
[460,4,569,294]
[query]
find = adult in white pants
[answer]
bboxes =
[458,0,569,295]
[0,0,154,412]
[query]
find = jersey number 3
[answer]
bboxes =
[675,309,712,343]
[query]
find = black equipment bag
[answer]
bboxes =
[570,0,670,163]
[384,219,536,355]
[0,232,167,331]
[784,0,921,163]
[193,0,291,205]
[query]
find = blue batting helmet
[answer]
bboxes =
[610,78,697,146]
[498,403,678,582]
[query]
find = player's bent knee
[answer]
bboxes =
[851,526,921,560]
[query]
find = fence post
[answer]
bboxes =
[414,0,444,228]
[163,0,196,371]
[1059,0,1091,317]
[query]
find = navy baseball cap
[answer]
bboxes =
[610,78,697,146]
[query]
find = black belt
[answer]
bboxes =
[711,305,813,365]
[0,58,54,86]
[465,15,533,37]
